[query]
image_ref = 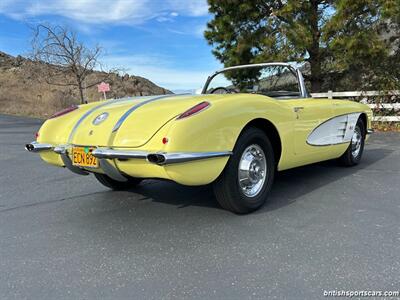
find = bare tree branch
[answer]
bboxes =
[30,23,114,104]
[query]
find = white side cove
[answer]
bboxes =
[307,113,361,146]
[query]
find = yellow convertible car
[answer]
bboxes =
[26,63,373,213]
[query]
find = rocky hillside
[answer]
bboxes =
[0,51,170,118]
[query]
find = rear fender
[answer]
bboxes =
[127,96,288,184]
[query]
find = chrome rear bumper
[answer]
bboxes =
[92,148,232,166]
[146,151,232,165]
[25,141,232,182]
[91,148,148,159]
[25,142,232,166]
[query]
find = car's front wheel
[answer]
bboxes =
[339,118,365,166]
[213,127,275,214]
[94,173,142,190]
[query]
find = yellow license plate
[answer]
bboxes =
[72,147,98,168]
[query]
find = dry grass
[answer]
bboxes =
[0,52,170,118]
[372,121,400,132]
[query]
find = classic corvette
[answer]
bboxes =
[26,63,373,214]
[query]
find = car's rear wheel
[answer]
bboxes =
[339,118,365,166]
[94,173,142,190]
[213,127,275,214]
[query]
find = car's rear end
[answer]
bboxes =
[26,94,234,186]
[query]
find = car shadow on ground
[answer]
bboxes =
[119,147,393,213]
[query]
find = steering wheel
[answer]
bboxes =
[210,87,231,94]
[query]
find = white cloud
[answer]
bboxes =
[167,24,206,38]
[101,53,217,90]
[0,0,208,24]
[166,0,208,16]
[0,0,214,90]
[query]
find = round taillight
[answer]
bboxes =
[162,137,169,144]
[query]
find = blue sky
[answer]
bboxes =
[0,0,222,91]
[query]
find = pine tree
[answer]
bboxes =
[205,0,400,92]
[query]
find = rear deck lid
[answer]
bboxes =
[70,94,212,147]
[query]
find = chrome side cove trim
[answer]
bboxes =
[25,142,53,152]
[92,148,148,159]
[367,129,374,134]
[111,94,176,133]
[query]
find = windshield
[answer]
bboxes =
[203,65,302,98]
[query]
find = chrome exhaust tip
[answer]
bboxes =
[25,142,52,152]
[147,153,166,165]
[25,143,35,152]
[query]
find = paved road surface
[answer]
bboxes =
[0,114,399,299]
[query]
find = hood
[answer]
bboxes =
[70,94,218,147]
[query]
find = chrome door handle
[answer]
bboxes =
[293,106,304,112]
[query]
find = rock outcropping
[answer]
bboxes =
[0,51,170,117]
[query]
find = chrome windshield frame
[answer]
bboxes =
[201,62,308,98]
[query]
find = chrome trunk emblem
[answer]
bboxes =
[93,112,109,125]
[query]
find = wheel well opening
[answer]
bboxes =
[359,113,367,136]
[244,118,282,165]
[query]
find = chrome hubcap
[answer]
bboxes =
[238,144,267,197]
[351,126,362,158]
